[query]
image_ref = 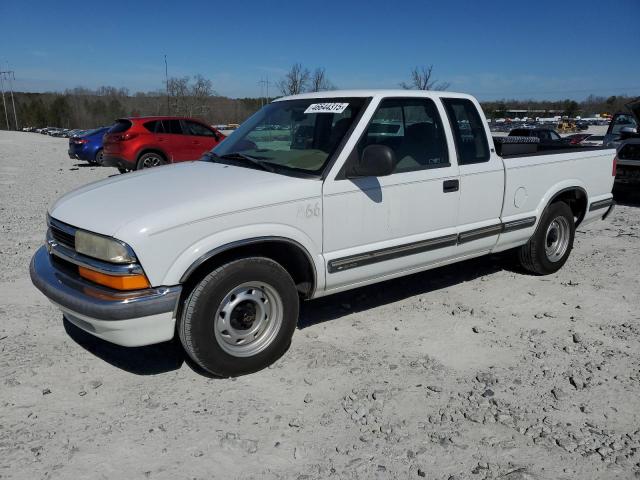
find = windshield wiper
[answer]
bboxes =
[216,152,276,173]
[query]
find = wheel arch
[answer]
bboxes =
[178,236,318,300]
[537,182,589,227]
[136,148,170,164]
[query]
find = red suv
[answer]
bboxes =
[102,116,225,172]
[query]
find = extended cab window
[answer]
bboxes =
[442,98,490,164]
[356,98,449,173]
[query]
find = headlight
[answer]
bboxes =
[75,230,137,263]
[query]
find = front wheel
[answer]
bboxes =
[179,257,299,377]
[518,201,575,275]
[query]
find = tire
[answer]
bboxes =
[94,149,104,165]
[136,152,167,170]
[179,257,299,377]
[518,201,575,275]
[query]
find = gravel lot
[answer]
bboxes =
[1,131,639,480]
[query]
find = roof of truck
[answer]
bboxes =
[276,89,475,102]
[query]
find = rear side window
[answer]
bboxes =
[144,120,164,133]
[161,119,183,134]
[442,98,490,164]
[108,120,132,134]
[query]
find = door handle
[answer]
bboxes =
[443,179,459,193]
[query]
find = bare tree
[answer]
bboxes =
[309,67,335,92]
[277,63,310,96]
[165,75,215,116]
[400,65,450,91]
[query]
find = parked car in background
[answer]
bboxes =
[604,99,639,148]
[68,127,110,164]
[563,133,604,146]
[508,127,567,149]
[102,116,225,172]
[606,99,640,184]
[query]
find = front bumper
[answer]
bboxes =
[30,246,181,346]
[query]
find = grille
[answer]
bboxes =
[50,223,76,249]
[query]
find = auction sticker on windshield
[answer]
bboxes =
[304,103,349,114]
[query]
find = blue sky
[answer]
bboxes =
[1,0,639,100]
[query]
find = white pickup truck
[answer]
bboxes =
[31,90,616,376]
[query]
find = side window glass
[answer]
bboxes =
[185,121,215,137]
[442,98,490,164]
[162,119,183,134]
[357,98,449,174]
[143,120,165,133]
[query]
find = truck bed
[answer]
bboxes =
[494,146,616,252]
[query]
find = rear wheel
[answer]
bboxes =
[518,201,575,275]
[94,148,104,165]
[179,257,299,377]
[136,152,167,170]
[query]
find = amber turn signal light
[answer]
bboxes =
[78,267,150,290]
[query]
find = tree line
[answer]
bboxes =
[2,67,637,130]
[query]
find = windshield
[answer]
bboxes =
[206,97,368,175]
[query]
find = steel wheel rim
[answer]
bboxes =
[141,155,162,168]
[96,151,103,163]
[545,216,570,262]
[214,281,283,357]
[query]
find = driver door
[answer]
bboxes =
[322,97,460,292]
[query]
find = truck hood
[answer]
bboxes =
[49,161,321,238]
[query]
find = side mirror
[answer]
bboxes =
[348,144,395,178]
[619,126,637,140]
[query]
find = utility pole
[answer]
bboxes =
[258,77,267,107]
[164,54,170,115]
[8,71,18,130]
[0,68,18,130]
[0,73,9,130]
[258,76,271,107]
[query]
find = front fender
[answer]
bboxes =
[161,223,325,290]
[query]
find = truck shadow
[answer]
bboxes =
[63,318,185,375]
[299,253,511,328]
[613,184,640,207]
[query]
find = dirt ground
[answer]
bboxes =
[1,131,639,480]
